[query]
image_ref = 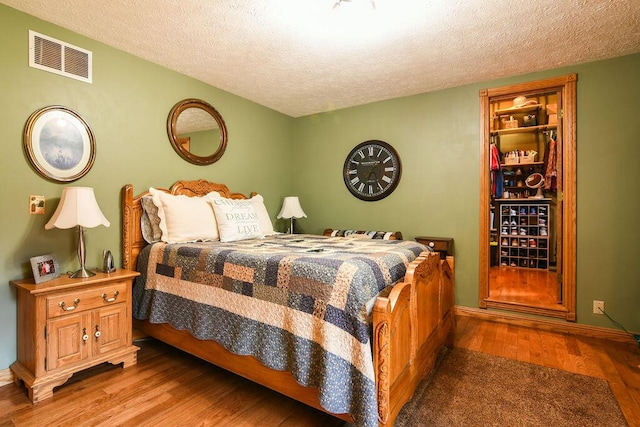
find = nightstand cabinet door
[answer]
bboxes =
[92,303,128,356]
[46,313,91,371]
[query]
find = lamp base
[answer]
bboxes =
[70,267,96,279]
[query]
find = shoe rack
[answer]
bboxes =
[498,202,549,269]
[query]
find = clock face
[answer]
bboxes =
[343,140,402,201]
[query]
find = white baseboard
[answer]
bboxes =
[0,367,13,388]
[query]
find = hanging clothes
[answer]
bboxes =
[544,133,557,191]
[490,143,503,198]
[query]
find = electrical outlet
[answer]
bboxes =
[593,300,604,314]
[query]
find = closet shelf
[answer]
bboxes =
[491,124,557,136]
[494,104,541,116]
[501,161,544,168]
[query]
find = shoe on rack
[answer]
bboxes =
[502,238,509,245]
[520,239,528,246]
[519,228,527,235]
[511,220,517,225]
[540,227,548,236]
[501,260,508,266]
[539,218,546,225]
[511,239,518,247]
[503,220,509,225]
[538,206,547,214]
[530,207,537,215]
[511,227,518,235]
[520,207,527,215]
[510,209,517,215]
[501,250,508,256]
[529,239,536,247]
[502,227,508,234]
[510,262,517,267]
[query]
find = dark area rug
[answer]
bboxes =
[395,348,627,426]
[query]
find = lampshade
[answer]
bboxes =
[45,187,109,279]
[277,196,307,220]
[45,187,110,230]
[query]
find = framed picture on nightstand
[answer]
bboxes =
[30,254,60,284]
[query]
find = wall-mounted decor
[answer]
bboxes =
[343,140,402,201]
[167,98,228,165]
[29,254,60,284]
[24,105,96,182]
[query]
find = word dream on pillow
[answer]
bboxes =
[149,187,219,243]
[209,196,265,242]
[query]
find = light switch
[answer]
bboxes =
[29,195,45,215]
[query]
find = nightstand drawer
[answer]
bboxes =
[415,236,453,260]
[46,281,128,319]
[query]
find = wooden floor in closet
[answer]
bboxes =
[1,316,638,426]
[489,266,561,309]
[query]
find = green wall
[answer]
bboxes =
[0,5,294,370]
[2,3,639,372]
[294,54,640,336]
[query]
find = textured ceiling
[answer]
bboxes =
[2,0,640,117]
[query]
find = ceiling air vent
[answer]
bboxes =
[29,30,92,83]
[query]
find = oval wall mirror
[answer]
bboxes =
[167,98,228,165]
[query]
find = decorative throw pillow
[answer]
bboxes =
[209,196,264,242]
[250,194,276,236]
[149,187,219,243]
[140,195,163,243]
[209,192,276,236]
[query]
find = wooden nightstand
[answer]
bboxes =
[10,269,140,403]
[415,236,453,260]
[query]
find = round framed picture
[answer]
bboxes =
[24,105,96,182]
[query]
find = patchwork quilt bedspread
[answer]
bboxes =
[133,233,429,426]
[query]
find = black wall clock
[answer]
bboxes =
[343,140,402,201]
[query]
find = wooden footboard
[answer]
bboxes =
[372,252,455,426]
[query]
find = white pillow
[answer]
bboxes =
[209,196,264,242]
[209,192,276,236]
[149,187,219,243]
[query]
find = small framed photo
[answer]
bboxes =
[30,254,61,284]
[23,105,96,182]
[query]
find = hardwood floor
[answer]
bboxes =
[1,316,638,426]
[489,266,562,309]
[456,315,640,427]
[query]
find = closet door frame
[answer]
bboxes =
[479,74,577,321]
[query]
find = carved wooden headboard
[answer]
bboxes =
[121,179,251,271]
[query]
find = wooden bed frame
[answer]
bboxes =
[121,179,455,426]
